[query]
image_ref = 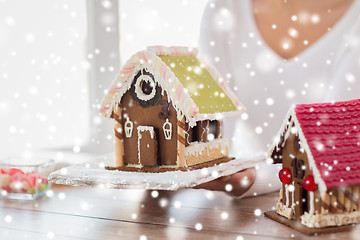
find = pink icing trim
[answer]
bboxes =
[100,106,109,114]
[161,62,167,80]
[179,92,185,105]
[176,84,184,99]
[146,46,199,57]
[173,47,179,56]
[158,46,164,55]
[191,104,199,117]
[137,51,146,61]
[235,99,242,107]
[120,68,134,74]
[108,87,121,94]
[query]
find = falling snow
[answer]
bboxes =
[254,209,262,217]
[4,215,12,223]
[2,0,360,237]
[225,184,233,192]
[195,223,203,231]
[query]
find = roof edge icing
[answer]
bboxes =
[100,49,199,127]
[267,107,327,196]
[100,46,243,128]
[146,46,198,57]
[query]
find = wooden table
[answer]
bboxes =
[1,184,359,239]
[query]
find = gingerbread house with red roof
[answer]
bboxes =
[100,46,243,172]
[268,98,360,229]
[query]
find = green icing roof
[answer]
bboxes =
[159,55,237,115]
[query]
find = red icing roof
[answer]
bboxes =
[294,99,360,189]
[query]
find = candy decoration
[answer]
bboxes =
[1,168,24,175]
[0,168,48,195]
[302,175,316,192]
[279,168,292,184]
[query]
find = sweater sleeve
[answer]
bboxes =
[325,28,360,102]
[198,0,239,142]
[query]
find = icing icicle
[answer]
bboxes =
[309,191,315,215]
[285,184,290,207]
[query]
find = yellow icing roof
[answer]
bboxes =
[160,55,237,114]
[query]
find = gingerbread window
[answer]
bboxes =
[208,120,217,141]
[190,125,199,142]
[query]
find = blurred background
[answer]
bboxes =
[0,0,208,162]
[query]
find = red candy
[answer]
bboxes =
[303,175,316,192]
[12,172,26,182]
[1,168,25,176]
[9,168,24,176]
[279,168,292,184]
[26,174,38,188]
[0,168,48,195]
[1,186,12,193]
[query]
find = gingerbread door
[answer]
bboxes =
[137,126,157,167]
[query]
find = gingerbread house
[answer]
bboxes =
[100,46,243,171]
[268,98,360,229]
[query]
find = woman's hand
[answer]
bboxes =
[194,168,256,197]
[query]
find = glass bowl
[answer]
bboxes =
[0,157,55,200]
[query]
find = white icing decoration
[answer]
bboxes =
[285,184,290,207]
[195,112,239,122]
[185,138,228,158]
[200,121,209,141]
[137,126,155,139]
[162,118,172,140]
[137,126,155,164]
[124,117,133,138]
[184,124,191,145]
[126,163,143,168]
[291,182,295,208]
[218,121,222,138]
[301,210,360,228]
[159,165,178,169]
[276,201,295,220]
[134,69,157,101]
[309,191,315,215]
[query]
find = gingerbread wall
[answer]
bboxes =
[280,132,360,221]
[281,133,321,220]
[118,91,178,166]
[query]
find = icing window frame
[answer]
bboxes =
[130,69,162,108]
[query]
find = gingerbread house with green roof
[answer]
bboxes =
[100,46,243,171]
